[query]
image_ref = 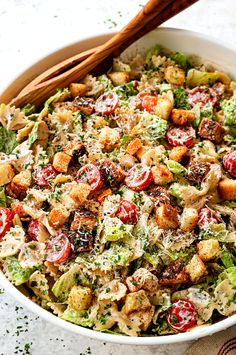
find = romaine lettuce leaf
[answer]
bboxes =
[0,127,18,154]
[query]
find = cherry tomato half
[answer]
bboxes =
[116,200,140,224]
[223,150,236,177]
[95,92,119,115]
[198,207,220,230]
[11,202,28,218]
[188,86,218,107]
[33,164,58,186]
[28,220,40,241]
[125,164,153,191]
[76,163,102,191]
[166,125,196,147]
[141,95,158,113]
[0,207,14,240]
[45,234,71,264]
[167,299,197,332]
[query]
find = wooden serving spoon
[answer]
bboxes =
[10,0,199,108]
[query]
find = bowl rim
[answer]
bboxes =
[1,26,236,345]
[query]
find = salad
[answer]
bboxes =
[0,45,236,336]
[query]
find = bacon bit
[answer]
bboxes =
[126,138,143,156]
[97,188,112,204]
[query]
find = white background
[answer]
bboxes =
[0,0,236,354]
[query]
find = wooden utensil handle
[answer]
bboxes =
[10,0,199,107]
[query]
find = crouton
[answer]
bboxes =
[156,203,179,229]
[151,165,174,185]
[70,209,97,231]
[68,285,93,311]
[64,140,85,157]
[136,146,150,160]
[155,96,173,120]
[126,268,158,293]
[98,127,120,151]
[70,183,91,204]
[126,138,142,156]
[8,170,31,198]
[53,152,71,173]
[198,118,224,143]
[171,109,195,125]
[197,239,221,261]
[169,146,189,163]
[48,206,70,229]
[180,208,198,232]
[0,163,15,186]
[164,66,185,86]
[69,83,87,98]
[122,290,151,315]
[108,71,130,86]
[186,254,207,282]
[218,178,236,200]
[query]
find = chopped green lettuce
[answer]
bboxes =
[220,98,236,126]
[140,112,168,141]
[98,74,113,92]
[173,88,191,110]
[0,127,18,154]
[204,224,236,242]
[170,52,191,71]
[21,104,36,116]
[52,264,91,301]
[186,69,230,88]
[103,223,133,242]
[145,45,161,68]
[218,266,236,287]
[44,88,70,112]
[166,160,187,176]
[61,307,95,327]
[221,247,235,268]
[115,82,138,99]
[0,187,6,207]
[3,256,34,286]
[28,122,39,147]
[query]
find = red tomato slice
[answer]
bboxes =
[141,95,158,113]
[0,208,14,240]
[33,164,58,186]
[76,163,102,191]
[95,92,119,115]
[28,220,40,241]
[188,86,218,107]
[166,125,196,147]
[198,207,220,230]
[11,202,28,218]
[223,150,236,177]
[45,234,71,264]
[116,200,140,224]
[125,164,153,191]
[167,299,197,332]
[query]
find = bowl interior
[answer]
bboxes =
[0,27,236,345]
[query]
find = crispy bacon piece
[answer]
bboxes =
[71,209,97,231]
[198,118,224,144]
[159,262,189,286]
[100,159,125,187]
[149,186,170,206]
[72,96,95,115]
[188,160,210,184]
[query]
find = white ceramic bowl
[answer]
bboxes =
[0,27,236,345]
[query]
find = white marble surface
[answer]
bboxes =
[0,0,236,354]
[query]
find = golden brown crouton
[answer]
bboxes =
[98,127,120,151]
[136,146,150,161]
[171,109,195,125]
[186,254,207,282]
[122,290,151,315]
[218,178,236,200]
[108,71,130,86]
[69,83,87,98]
[129,306,155,331]
[70,183,91,204]
[169,146,189,163]
[197,239,221,261]
[164,66,185,86]
[0,163,15,186]
[155,96,173,120]
[151,165,174,186]
[53,152,72,173]
[48,206,70,229]
[180,208,198,232]
[8,170,31,198]
[68,285,93,311]
[156,203,179,229]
